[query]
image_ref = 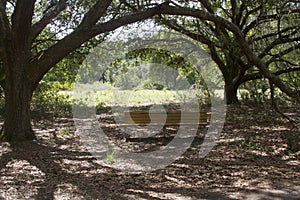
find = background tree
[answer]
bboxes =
[153,0,300,104]
[107,48,200,88]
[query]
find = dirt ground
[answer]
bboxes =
[0,104,299,199]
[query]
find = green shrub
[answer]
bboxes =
[142,82,165,90]
[31,81,72,118]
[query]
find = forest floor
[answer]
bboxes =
[0,104,299,200]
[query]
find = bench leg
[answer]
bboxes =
[162,126,167,137]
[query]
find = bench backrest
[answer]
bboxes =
[124,110,209,126]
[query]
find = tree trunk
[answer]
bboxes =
[225,82,239,104]
[1,64,36,142]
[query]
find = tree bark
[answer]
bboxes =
[0,0,37,142]
[225,83,239,104]
[1,63,36,142]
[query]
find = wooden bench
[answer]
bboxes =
[122,110,209,139]
[124,110,209,126]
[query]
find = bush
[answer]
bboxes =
[240,80,269,103]
[142,82,165,90]
[31,81,72,118]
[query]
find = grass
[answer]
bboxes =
[64,88,212,107]
[105,151,116,164]
[59,127,71,136]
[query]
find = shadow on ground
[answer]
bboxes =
[0,141,232,199]
[0,104,299,199]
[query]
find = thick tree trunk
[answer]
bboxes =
[225,82,239,104]
[1,64,36,142]
[223,65,241,105]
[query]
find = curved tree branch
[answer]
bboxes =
[240,66,300,84]
[259,37,300,59]
[29,2,172,83]
[157,17,218,47]
[251,26,299,43]
[266,43,300,66]
[27,3,300,102]
[31,0,68,41]
[243,8,300,35]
